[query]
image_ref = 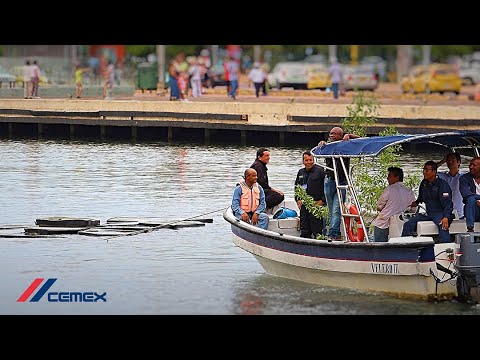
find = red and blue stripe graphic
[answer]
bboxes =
[17,278,57,302]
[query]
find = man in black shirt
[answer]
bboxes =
[294,151,326,238]
[250,147,285,209]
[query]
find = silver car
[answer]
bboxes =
[342,65,379,91]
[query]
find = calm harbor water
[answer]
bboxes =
[1,138,480,315]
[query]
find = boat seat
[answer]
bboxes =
[417,219,479,235]
[267,217,300,235]
[389,210,473,237]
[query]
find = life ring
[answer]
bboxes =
[344,204,365,242]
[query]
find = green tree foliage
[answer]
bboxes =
[341,93,421,225]
[125,45,155,60]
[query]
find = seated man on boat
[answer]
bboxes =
[231,168,269,230]
[437,152,464,219]
[402,161,454,243]
[371,167,416,242]
[317,127,360,241]
[459,157,480,232]
[250,147,285,209]
[294,150,326,239]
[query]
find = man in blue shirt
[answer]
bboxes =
[459,157,480,232]
[232,168,269,230]
[402,161,454,243]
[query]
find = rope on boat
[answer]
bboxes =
[103,207,226,242]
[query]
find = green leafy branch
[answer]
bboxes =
[294,185,329,221]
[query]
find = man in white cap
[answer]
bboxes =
[248,62,267,98]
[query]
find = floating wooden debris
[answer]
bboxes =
[24,226,88,235]
[0,228,61,238]
[1,214,214,239]
[35,217,100,228]
[78,228,150,237]
[0,224,30,230]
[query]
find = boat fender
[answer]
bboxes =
[273,207,298,219]
[345,204,365,242]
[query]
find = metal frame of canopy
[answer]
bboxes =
[311,131,480,242]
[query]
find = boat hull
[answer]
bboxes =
[226,207,456,301]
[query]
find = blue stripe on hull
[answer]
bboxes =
[232,225,435,263]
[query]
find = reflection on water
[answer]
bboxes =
[1,139,480,314]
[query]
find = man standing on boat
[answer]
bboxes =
[459,157,480,232]
[250,148,285,209]
[402,161,454,243]
[318,127,359,241]
[294,150,326,239]
[437,152,464,219]
[371,167,415,242]
[232,168,269,230]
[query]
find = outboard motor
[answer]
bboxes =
[454,233,480,303]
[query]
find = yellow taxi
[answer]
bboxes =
[400,63,461,95]
[306,64,332,90]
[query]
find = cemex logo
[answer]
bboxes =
[17,278,107,303]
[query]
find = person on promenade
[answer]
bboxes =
[371,167,416,242]
[23,60,33,99]
[329,57,343,99]
[317,126,359,240]
[294,150,326,239]
[168,60,180,101]
[226,56,239,100]
[188,57,202,98]
[437,152,464,219]
[248,62,267,98]
[459,157,480,232]
[402,161,454,243]
[250,147,285,209]
[223,55,231,95]
[102,59,115,100]
[74,65,89,98]
[31,60,41,98]
[232,168,269,230]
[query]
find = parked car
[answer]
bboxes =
[268,61,311,90]
[400,63,461,95]
[342,65,378,91]
[360,56,387,81]
[459,60,480,85]
[0,65,16,87]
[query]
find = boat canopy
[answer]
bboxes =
[312,131,480,158]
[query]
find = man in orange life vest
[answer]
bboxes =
[232,168,269,230]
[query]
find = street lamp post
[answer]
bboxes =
[156,45,166,96]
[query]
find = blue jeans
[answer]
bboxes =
[464,196,480,228]
[402,212,453,243]
[332,82,339,99]
[234,211,269,230]
[324,177,346,238]
[373,226,389,242]
[170,77,179,99]
[229,79,238,98]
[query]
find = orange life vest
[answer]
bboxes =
[239,181,260,213]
